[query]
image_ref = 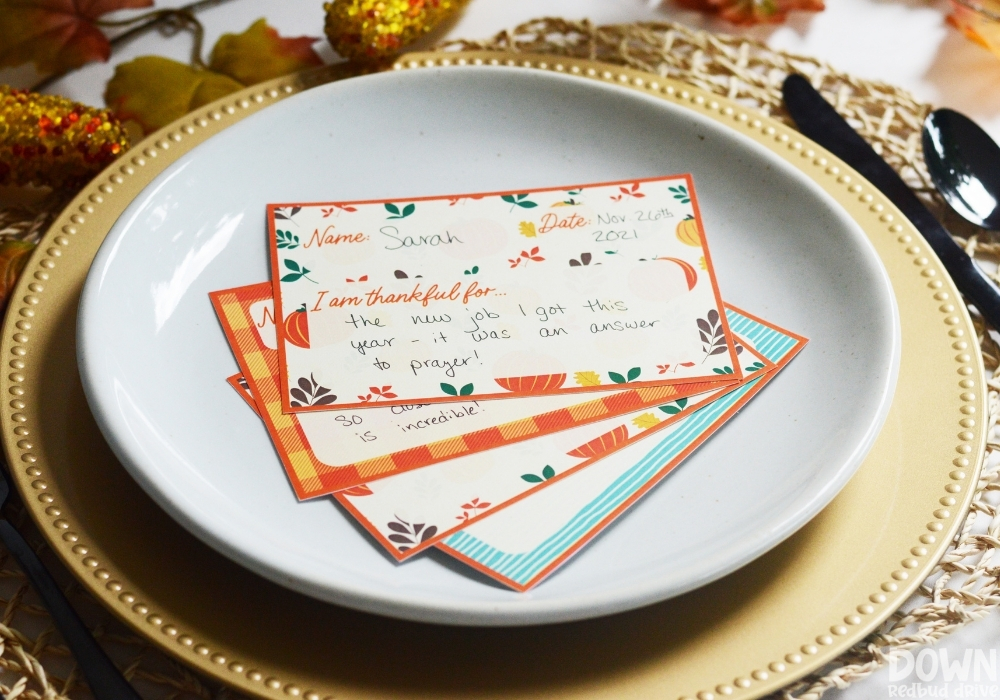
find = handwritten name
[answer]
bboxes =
[381,226,462,251]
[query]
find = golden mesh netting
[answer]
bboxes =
[0,17,997,700]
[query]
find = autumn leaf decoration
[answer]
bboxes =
[610,182,645,202]
[385,202,415,219]
[275,229,299,249]
[280,259,316,283]
[455,497,491,522]
[0,0,154,74]
[386,516,438,552]
[289,374,336,407]
[518,221,537,238]
[674,0,825,25]
[105,19,322,135]
[521,465,556,483]
[574,371,602,387]
[608,367,641,384]
[357,385,397,403]
[509,247,544,268]
[632,413,660,430]
[659,397,689,415]
[501,194,538,211]
[441,382,473,397]
[698,310,729,362]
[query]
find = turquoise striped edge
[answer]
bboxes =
[439,308,803,589]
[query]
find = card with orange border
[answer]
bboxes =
[439,307,807,590]
[268,175,741,414]
[329,334,771,561]
[211,283,736,498]
[222,305,802,575]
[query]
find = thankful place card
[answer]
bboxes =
[268,175,741,413]
[438,308,807,590]
[212,283,734,498]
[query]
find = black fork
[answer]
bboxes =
[0,458,142,699]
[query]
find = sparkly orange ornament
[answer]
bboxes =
[324,0,470,62]
[0,85,130,191]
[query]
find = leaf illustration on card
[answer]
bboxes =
[289,373,336,407]
[463,266,479,275]
[658,397,689,415]
[275,229,299,249]
[455,497,492,522]
[608,367,640,384]
[568,252,593,267]
[386,516,438,552]
[441,382,475,396]
[501,194,538,211]
[521,247,544,262]
[273,206,302,221]
[521,465,556,483]
[519,221,537,238]
[281,258,316,283]
[745,361,766,373]
[713,366,735,375]
[697,309,728,362]
[574,371,601,386]
[668,185,691,204]
[632,413,660,430]
[385,202,415,220]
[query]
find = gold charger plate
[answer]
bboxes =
[0,52,986,700]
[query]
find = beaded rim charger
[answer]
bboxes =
[0,18,996,700]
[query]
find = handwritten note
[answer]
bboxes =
[269,175,739,412]
[211,283,731,498]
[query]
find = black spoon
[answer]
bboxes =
[0,458,142,699]
[923,108,1000,231]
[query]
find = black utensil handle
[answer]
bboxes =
[0,520,142,700]
[782,74,1000,331]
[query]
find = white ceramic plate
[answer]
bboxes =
[77,66,899,625]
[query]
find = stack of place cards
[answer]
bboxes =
[210,175,807,591]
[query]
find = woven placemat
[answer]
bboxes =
[0,18,997,700]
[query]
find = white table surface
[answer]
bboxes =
[5,0,1000,696]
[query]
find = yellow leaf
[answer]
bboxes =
[518,221,537,238]
[105,56,244,135]
[632,412,661,430]
[574,371,601,387]
[209,19,322,86]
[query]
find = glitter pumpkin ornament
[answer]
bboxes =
[0,86,129,191]
[324,0,470,62]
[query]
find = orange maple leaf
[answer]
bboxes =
[675,0,824,24]
[0,0,153,73]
